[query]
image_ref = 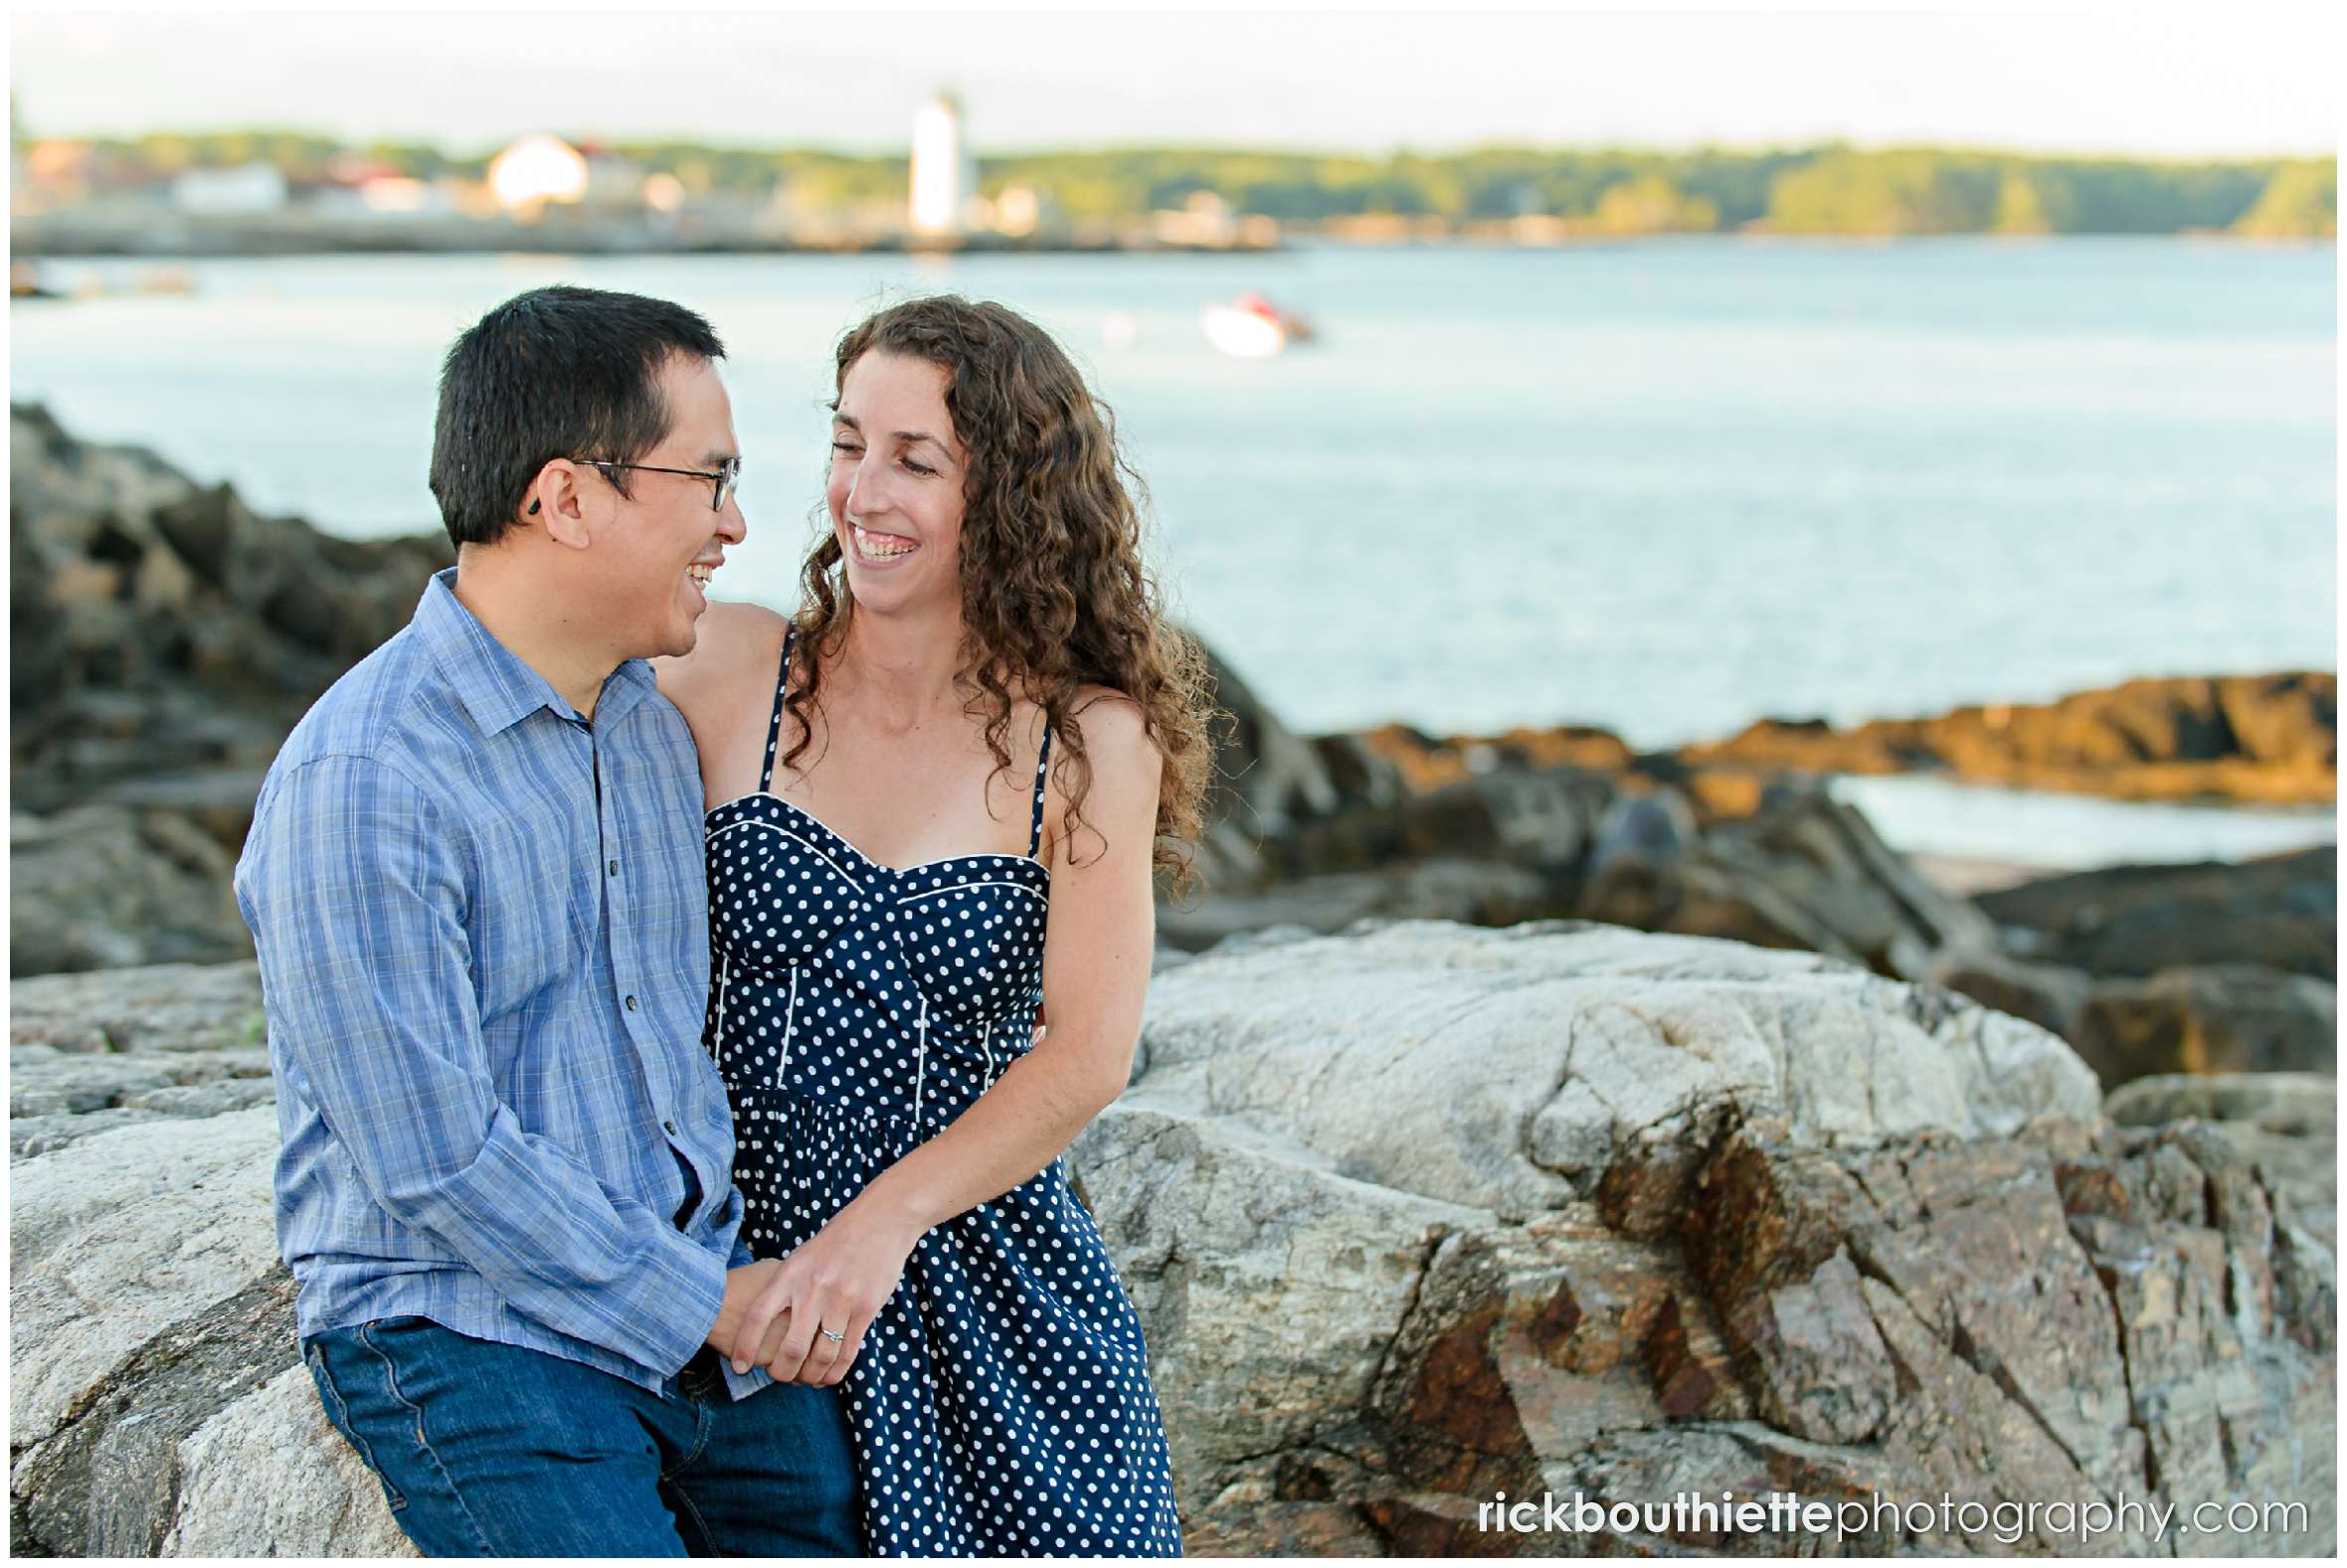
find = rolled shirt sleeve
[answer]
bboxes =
[242,753,724,1379]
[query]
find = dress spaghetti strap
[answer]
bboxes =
[759,624,795,794]
[1027,719,1052,859]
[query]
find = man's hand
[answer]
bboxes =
[707,1259,786,1354]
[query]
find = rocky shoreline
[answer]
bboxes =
[1349,666,2336,811]
[1179,643,2334,1091]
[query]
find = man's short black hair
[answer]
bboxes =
[428,284,726,549]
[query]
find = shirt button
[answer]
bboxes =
[608,859,619,876]
[625,995,637,1011]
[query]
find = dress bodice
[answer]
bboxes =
[701,625,1054,1143]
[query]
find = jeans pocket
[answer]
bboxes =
[305,1338,408,1512]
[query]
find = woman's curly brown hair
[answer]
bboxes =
[783,294,1215,892]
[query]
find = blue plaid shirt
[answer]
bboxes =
[236,568,766,1398]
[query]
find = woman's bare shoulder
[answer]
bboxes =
[1044,687,1160,857]
[1068,683,1146,732]
[1064,684,1157,767]
[653,600,791,710]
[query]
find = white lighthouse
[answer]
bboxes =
[909,91,975,237]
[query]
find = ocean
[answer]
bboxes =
[11,240,2336,866]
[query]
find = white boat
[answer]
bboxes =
[1200,292,1313,358]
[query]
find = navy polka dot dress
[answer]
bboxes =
[703,626,1183,1557]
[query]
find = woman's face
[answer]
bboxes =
[826,351,968,615]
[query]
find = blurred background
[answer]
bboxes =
[8,6,2338,1088]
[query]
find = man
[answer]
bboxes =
[234,285,860,1556]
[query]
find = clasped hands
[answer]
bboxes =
[706,1203,921,1385]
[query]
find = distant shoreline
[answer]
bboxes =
[12,220,2337,263]
[8,221,1275,261]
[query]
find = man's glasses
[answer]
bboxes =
[571,455,743,512]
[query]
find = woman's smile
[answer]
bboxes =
[849,521,920,564]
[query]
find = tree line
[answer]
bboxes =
[54,132,2338,237]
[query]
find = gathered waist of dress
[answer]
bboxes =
[710,963,1043,1141]
[755,1054,1025,1155]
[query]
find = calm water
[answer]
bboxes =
[1828,774,2333,870]
[12,242,2337,829]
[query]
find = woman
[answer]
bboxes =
[654,294,1212,1555]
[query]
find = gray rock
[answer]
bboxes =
[7,932,2332,1557]
[161,1368,414,1558]
[14,1271,306,1557]
[9,805,253,975]
[2072,964,2337,1089]
[2106,1071,2338,1256]
[10,961,265,1054]
[9,402,201,524]
[9,1055,184,1119]
[1158,859,1564,953]
[2106,1070,2337,1136]
[1308,732,1405,813]
[1588,786,1698,877]
[10,1106,170,1160]
[1137,922,2098,1219]
[1926,946,2097,1043]
[1932,950,2335,1113]
[1977,847,2335,981]
[9,1046,271,1118]
[1198,644,1343,853]
[10,1110,283,1437]
[120,1080,280,1118]
[7,1044,271,1120]
[99,765,277,851]
[1579,787,2004,982]
[1390,769,1605,876]
[1070,1100,1486,1507]
[10,404,453,979]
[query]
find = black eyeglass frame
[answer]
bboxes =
[569,455,743,512]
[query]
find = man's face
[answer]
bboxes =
[595,353,745,660]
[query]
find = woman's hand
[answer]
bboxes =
[728,1200,924,1385]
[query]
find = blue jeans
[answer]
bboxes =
[302,1315,862,1557]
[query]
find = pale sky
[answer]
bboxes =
[9,5,2340,158]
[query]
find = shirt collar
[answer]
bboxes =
[414,567,655,736]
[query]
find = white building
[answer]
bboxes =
[169,163,288,215]
[909,92,977,236]
[319,179,481,220]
